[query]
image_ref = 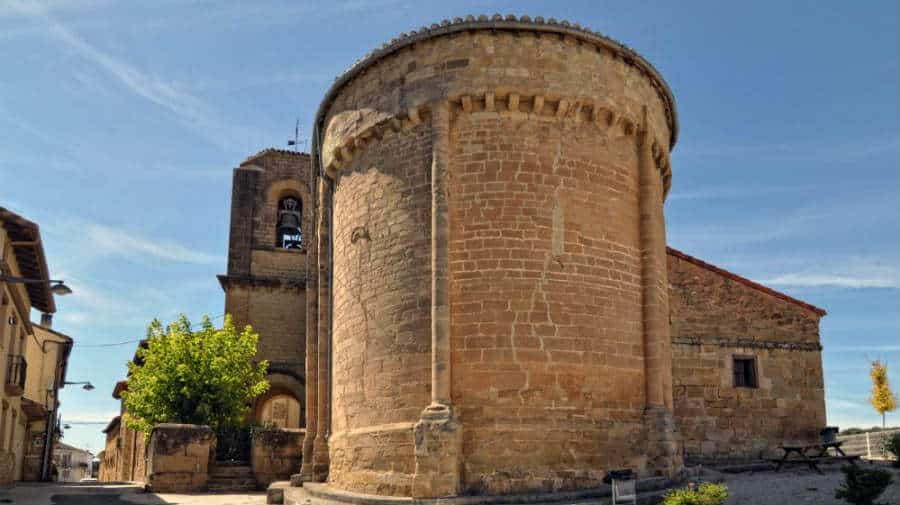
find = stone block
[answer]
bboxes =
[145,424,214,493]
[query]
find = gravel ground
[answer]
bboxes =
[706,461,900,505]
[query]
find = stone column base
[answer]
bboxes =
[312,436,330,482]
[643,406,683,477]
[295,430,316,484]
[412,403,462,498]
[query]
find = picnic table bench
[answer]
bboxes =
[773,442,859,474]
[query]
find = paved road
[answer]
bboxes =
[0,482,266,505]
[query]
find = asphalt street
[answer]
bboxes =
[0,483,266,505]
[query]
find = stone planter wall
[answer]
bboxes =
[251,427,304,487]
[145,423,214,493]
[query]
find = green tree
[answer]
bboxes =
[869,360,897,431]
[122,314,269,434]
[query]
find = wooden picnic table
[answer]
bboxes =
[774,442,858,474]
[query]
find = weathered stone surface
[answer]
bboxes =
[252,428,305,487]
[318,17,678,498]
[412,405,462,498]
[668,250,826,463]
[145,424,214,493]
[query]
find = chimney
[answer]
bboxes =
[40,313,53,328]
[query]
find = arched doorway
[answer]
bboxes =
[256,392,302,429]
[252,372,304,429]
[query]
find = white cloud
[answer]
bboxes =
[668,185,814,201]
[761,259,900,290]
[0,0,108,18]
[764,273,900,289]
[59,410,121,424]
[827,345,900,353]
[675,135,900,162]
[5,2,274,152]
[82,222,220,265]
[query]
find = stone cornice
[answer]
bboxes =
[324,96,672,196]
[673,336,823,352]
[314,15,678,151]
[217,274,306,291]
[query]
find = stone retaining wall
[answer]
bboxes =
[252,427,304,487]
[145,424,214,493]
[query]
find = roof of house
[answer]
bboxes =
[55,442,92,455]
[112,380,128,399]
[0,207,55,313]
[666,247,827,316]
[102,416,121,434]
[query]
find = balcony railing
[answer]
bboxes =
[5,355,26,396]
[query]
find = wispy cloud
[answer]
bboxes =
[668,185,814,201]
[827,345,900,353]
[676,135,900,162]
[51,272,219,329]
[0,0,110,18]
[81,221,220,265]
[5,1,274,153]
[763,273,900,289]
[60,410,122,424]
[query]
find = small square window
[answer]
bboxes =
[733,356,758,388]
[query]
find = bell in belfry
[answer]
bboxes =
[277,197,303,249]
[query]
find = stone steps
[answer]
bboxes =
[270,481,672,505]
[208,465,258,492]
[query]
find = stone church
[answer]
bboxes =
[219,15,827,500]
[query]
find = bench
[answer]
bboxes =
[773,444,860,474]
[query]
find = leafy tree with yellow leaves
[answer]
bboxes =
[870,360,897,431]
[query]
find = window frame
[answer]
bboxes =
[732,355,758,389]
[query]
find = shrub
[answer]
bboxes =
[663,482,729,505]
[886,432,900,468]
[834,465,893,505]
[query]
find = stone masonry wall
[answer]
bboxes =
[319,19,677,497]
[450,113,647,494]
[328,124,434,496]
[251,428,304,487]
[145,424,214,493]
[668,250,826,462]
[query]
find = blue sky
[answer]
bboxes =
[1,1,896,454]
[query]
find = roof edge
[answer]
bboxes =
[667,247,827,317]
[241,148,310,167]
[313,15,678,154]
[0,207,56,314]
[102,416,121,434]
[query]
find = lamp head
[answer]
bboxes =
[50,282,72,296]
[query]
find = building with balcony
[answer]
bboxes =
[0,207,74,484]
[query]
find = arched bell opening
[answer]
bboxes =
[276,195,303,250]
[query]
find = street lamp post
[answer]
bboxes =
[0,275,73,296]
[64,381,95,391]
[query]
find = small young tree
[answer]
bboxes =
[869,360,897,431]
[122,314,269,434]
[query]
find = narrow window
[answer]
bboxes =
[733,356,758,388]
[276,196,303,250]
